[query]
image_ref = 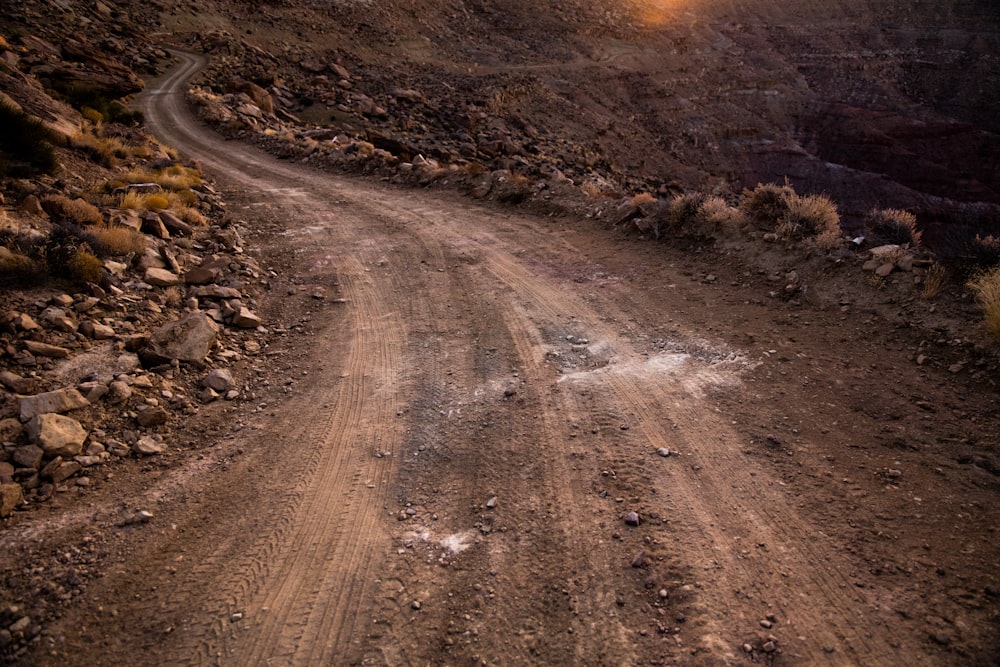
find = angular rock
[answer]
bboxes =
[80,320,115,340]
[141,213,170,239]
[0,483,23,517]
[203,368,235,392]
[624,511,641,526]
[49,460,82,484]
[0,418,24,444]
[27,413,87,458]
[141,312,219,365]
[132,436,164,456]
[106,380,132,405]
[23,340,70,358]
[12,444,43,469]
[183,266,221,285]
[232,307,262,329]
[0,462,12,483]
[0,371,35,394]
[158,210,193,237]
[19,387,89,421]
[192,285,242,300]
[875,262,895,277]
[144,267,181,287]
[136,407,168,427]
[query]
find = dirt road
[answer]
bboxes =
[13,52,999,666]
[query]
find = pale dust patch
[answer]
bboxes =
[558,351,747,398]
[402,528,477,555]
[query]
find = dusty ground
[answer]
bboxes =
[2,49,998,666]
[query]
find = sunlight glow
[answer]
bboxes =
[634,0,689,27]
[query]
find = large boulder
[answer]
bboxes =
[26,413,87,458]
[140,312,219,365]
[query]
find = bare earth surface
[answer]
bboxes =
[7,52,999,666]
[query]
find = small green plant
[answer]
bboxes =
[866,208,921,246]
[0,99,59,177]
[968,267,1000,343]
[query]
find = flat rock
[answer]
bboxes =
[80,320,116,339]
[193,285,242,300]
[23,340,70,358]
[26,413,87,458]
[132,436,164,456]
[49,460,82,484]
[0,371,36,394]
[141,312,219,365]
[144,267,181,287]
[12,444,43,469]
[183,266,221,285]
[19,387,89,421]
[875,262,895,277]
[0,418,24,443]
[158,210,193,237]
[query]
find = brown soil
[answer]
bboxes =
[3,49,998,666]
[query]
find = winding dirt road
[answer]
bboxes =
[20,52,1000,666]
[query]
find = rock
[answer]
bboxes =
[106,380,132,404]
[0,418,24,444]
[132,436,164,456]
[12,444,43,469]
[136,407,168,427]
[144,267,181,287]
[656,447,672,457]
[141,213,170,239]
[875,262,895,277]
[48,460,82,484]
[80,320,115,339]
[158,210,194,237]
[0,371,35,394]
[203,368,235,392]
[198,387,219,403]
[26,414,87,458]
[624,511,640,526]
[897,254,914,271]
[19,387,89,421]
[0,483,23,517]
[0,462,11,483]
[232,307,262,328]
[8,312,40,331]
[23,340,70,358]
[631,549,646,567]
[485,496,498,509]
[141,312,219,365]
[183,266,221,285]
[192,285,241,299]
[19,194,46,217]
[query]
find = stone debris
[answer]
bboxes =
[26,414,88,458]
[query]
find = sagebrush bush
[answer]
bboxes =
[776,194,841,245]
[968,267,1000,343]
[85,224,147,257]
[698,196,745,229]
[668,193,705,232]
[173,206,207,226]
[119,191,170,211]
[0,99,59,177]
[739,182,795,230]
[866,208,921,246]
[42,195,103,226]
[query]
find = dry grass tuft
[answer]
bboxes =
[921,263,947,300]
[777,194,842,246]
[70,132,126,167]
[740,182,795,230]
[630,192,657,207]
[124,164,202,191]
[66,250,103,284]
[0,246,43,278]
[119,191,170,212]
[698,196,745,229]
[42,195,103,226]
[173,206,207,226]
[866,208,921,246]
[86,224,147,257]
[968,267,1000,342]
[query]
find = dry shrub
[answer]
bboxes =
[119,191,170,212]
[80,106,104,126]
[739,182,795,230]
[921,263,947,300]
[0,246,43,278]
[968,267,1000,342]
[777,194,842,245]
[698,196,745,229]
[70,132,126,167]
[667,193,705,233]
[42,195,103,226]
[124,165,202,191]
[581,177,618,199]
[173,206,207,226]
[66,251,103,284]
[630,192,657,207]
[86,224,147,257]
[866,208,921,246]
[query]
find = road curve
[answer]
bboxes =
[31,50,930,666]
